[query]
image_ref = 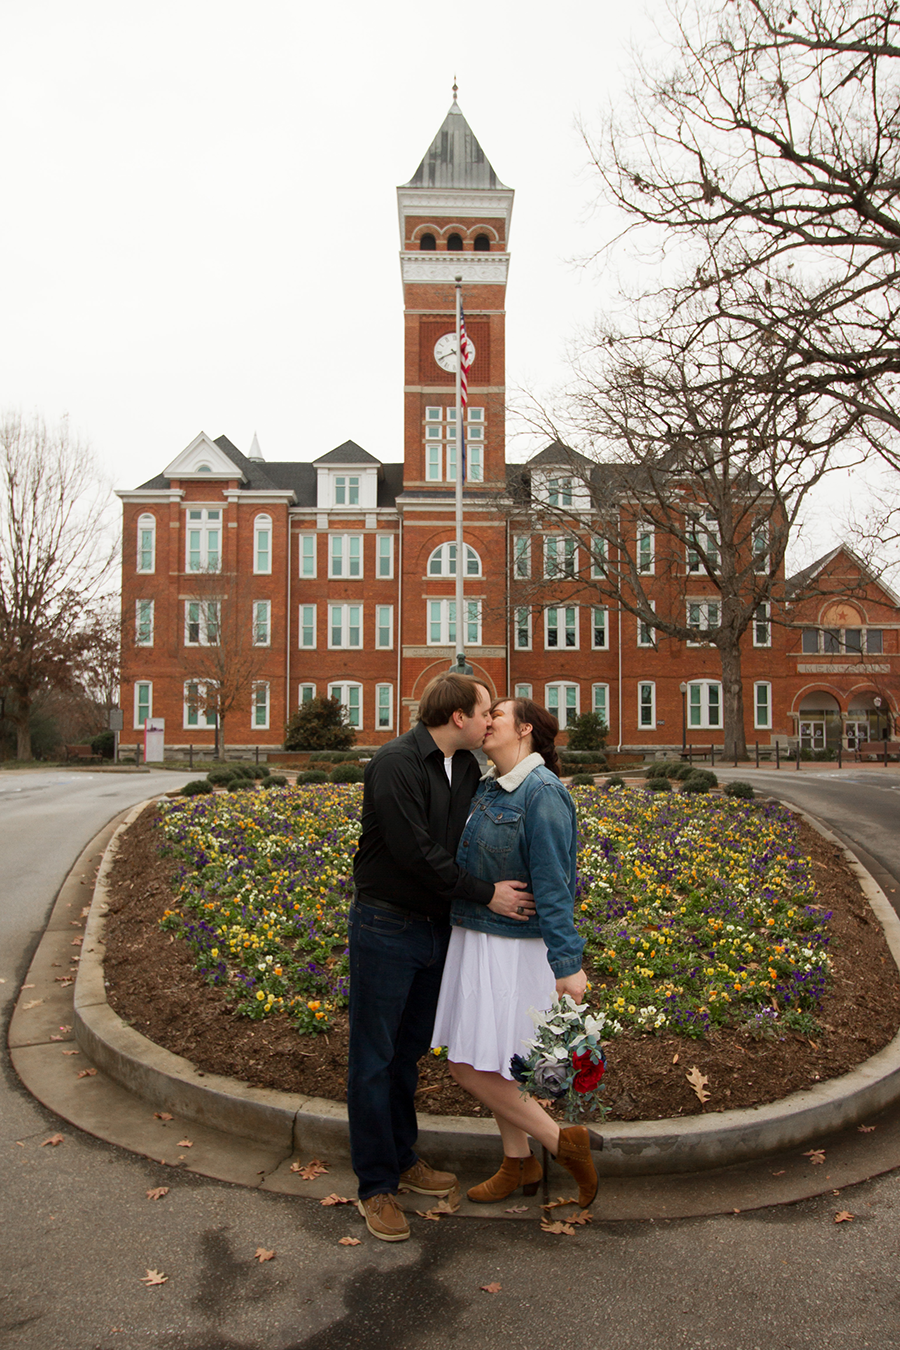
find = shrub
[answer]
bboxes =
[644,762,668,778]
[672,763,697,780]
[227,778,255,792]
[91,730,115,760]
[230,763,256,779]
[646,777,672,792]
[604,774,626,789]
[724,780,755,799]
[330,764,366,784]
[180,778,213,796]
[250,765,270,779]
[296,769,329,784]
[263,773,288,787]
[682,769,718,794]
[207,768,236,786]
[284,696,356,751]
[564,712,608,752]
[568,772,597,787]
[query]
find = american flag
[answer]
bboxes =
[459,304,474,408]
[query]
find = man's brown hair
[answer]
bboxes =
[417,673,489,727]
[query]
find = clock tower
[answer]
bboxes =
[396,95,514,713]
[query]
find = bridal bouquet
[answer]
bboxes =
[510,994,614,1123]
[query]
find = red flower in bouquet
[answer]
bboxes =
[571,1047,606,1094]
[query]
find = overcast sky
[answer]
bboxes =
[1,1,874,572]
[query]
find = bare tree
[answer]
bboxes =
[594,0,900,457]
[0,413,116,758]
[513,314,862,757]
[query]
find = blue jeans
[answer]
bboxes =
[347,901,450,1200]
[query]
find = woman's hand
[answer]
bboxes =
[555,970,588,1003]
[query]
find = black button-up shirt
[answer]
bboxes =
[353,720,494,920]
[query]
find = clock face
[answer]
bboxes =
[434,331,476,372]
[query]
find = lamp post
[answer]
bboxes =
[874,696,883,743]
[679,682,687,757]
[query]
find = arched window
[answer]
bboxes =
[254,513,272,574]
[427,542,481,577]
[446,232,463,251]
[137,513,156,573]
[419,233,436,251]
[474,234,490,252]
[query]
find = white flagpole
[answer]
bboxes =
[454,275,464,669]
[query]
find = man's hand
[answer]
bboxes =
[555,970,588,1003]
[488,880,535,921]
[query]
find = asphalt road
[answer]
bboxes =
[3,766,900,1350]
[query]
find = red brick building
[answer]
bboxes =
[117,101,900,759]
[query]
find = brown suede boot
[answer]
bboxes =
[467,1153,543,1203]
[555,1126,599,1207]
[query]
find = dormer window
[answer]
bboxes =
[420,233,436,251]
[197,463,212,473]
[334,475,360,507]
[447,233,463,251]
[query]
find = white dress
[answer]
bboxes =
[431,926,556,1080]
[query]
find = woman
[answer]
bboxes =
[431,697,599,1206]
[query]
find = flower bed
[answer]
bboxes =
[156,784,830,1042]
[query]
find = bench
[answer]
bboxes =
[846,741,900,763]
[65,745,101,764]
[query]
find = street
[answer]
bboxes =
[3,765,900,1349]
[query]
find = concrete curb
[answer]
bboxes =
[73,798,900,1177]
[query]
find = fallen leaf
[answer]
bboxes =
[858,1125,876,1133]
[834,1211,855,1223]
[22,983,35,989]
[21,999,43,1011]
[140,1269,168,1286]
[146,1187,169,1201]
[804,1149,826,1165]
[338,1237,361,1246]
[480,1282,502,1294]
[49,1035,64,1041]
[254,1248,275,1262]
[62,1049,80,1056]
[430,1193,460,1214]
[541,1218,576,1235]
[41,1134,64,1147]
[77,1068,97,1079]
[568,1209,594,1226]
[177,1139,193,1148]
[59,1025,72,1033]
[672,1053,679,1064]
[505,1204,529,1213]
[686,1066,711,1103]
[320,1193,352,1206]
[541,1196,579,1210]
[291,1158,329,1180]
[771,1170,786,1176]
[154,1112,173,1122]
[71,937,83,946]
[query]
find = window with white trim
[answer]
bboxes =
[427,542,481,576]
[299,683,316,704]
[544,536,576,579]
[329,603,362,648]
[546,682,579,729]
[333,475,359,507]
[186,509,221,572]
[592,683,609,726]
[688,681,722,729]
[299,604,316,649]
[134,681,152,729]
[376,683,393,730]
[753,526,769,574]
[514,607,532,650]
[753,602,771,647]
[253,600,271,646]
[545,606,578,649]
[637,604,655,648]
[252,682,270,729]
[514,683,532,699]
[254,514,272,574]
[686,600,720,644]
[548,477,573,508]
[376,605,393,649]
[427,599,482,646]
[591,607,608,650]
[637,524,654,574]
[135,599,154,647]
[754,681,772,729]
[185,600,220,646]
[300,534,317,578]
[590,539,607,578]
[184,681,217,728]
[514,535,531,579]
[686,513,719,573]
[377,534,394,578]
[329,681,362,729]
[137,514,156,573]
[424,406,484,482]
[638,681,656,729]
[330,534,362,578]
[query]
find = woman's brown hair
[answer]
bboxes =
[502,697,562,778]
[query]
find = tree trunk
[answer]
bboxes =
[719,642,747,761]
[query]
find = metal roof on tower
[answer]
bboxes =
[402,102,508,191]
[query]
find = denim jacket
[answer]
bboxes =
[451,753,583,979]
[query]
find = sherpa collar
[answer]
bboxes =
[482,750,545,792]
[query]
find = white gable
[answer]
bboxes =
[163,432,246,482]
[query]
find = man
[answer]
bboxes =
[348,673,535,1241]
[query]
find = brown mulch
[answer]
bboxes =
[101,803,900,1123]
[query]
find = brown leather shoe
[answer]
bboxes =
[467,1153,543,1203]
[357,1193,410,1241]
[555,1126,598,1207]
[398,1157,457,1197]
